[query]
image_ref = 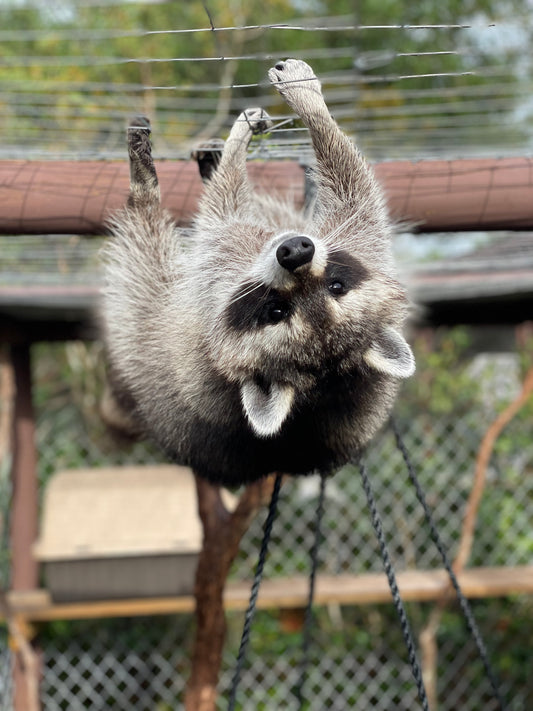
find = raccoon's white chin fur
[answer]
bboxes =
[240,379,296,437]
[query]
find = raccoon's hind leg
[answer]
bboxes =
[196,108,272,222]
[268,60,388,234]
[103,115,182,434]
[191,137,225,183]
[127,115,160,208]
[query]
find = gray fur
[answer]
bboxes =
[101,60,414,485]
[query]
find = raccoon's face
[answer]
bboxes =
[211,232,415,438]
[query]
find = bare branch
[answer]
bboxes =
[454,365,533,572]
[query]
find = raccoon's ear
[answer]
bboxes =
[363,327,415,379]
[240,379,295,437]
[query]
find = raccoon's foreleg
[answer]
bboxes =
[196,108,272,223]
[268,60,388,228]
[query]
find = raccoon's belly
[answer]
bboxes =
[172,413,343,486]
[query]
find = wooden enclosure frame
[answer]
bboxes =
[1,155,533,710]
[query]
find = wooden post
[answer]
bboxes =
[10,343,41,711]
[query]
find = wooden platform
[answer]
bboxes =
[5,566,533,623]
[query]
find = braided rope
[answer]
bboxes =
[227,423,506,711]
[227,472,283,711]
[392,420,506,710]
[296,471,328,709]
[358,459,430,711]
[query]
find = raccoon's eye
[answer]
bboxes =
[328,280,346,296]
[267,303,289,323]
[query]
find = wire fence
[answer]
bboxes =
[0,340,531,710]
[37,597,532,711]
[0,1,532,161]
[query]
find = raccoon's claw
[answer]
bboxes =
[127,116,153,159]
[268,59,322,100]
[239,108,273,136]
[129,115,151,131]
[224,108,271,160]
[128,115,151,142]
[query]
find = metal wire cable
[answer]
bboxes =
[0,18,479,41]
[391,420,507,711]
[227,472,283,711]
[358,459,430,711]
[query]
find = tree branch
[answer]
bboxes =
[185,474,280,711]
[454,365,533,572]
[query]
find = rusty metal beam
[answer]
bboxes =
[378,157,533,232]
[0,160,304,235]
[0,157,532,235]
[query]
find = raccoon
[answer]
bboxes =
[102,59,415,486]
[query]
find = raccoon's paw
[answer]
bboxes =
[126,115,159,204]
[191,137,225,182]
[237,108,273,136]
[127,115,152,152]
[268,59,323,109]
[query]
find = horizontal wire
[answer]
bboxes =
[2,120,522,152]
[0,67,480,93]
[2,109,525,144]
[2,95,524,120]
[0,61,517,95]
[0,9,525,163]
[2,139,527,163]
[142,68,480,92]
[0,19,480,42]
[1,80,526,109]
[2,90,522,128]
[1,99,521,130]
[0,47,468,68]
[1,98,523,122]
[7,76,522,119]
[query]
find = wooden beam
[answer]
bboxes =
[10,345,39,591]
[1,157,533,235]
[5,566,533,622]
[9,344,41,711]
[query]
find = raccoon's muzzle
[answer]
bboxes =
[276,235,315,271]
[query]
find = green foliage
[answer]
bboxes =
[1,0,532,154]
[399,327,479,415]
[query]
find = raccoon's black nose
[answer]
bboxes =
[276,236,315,272]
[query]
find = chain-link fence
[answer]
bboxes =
[36,599,532,710]
[1,341,532,710]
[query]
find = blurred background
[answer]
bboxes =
[0,1,532,710]
[1,0,532,160]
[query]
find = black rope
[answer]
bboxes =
[227,472,283,711]
[358,459,431,711]
[296,471,328,709]
[391,420,507,711]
